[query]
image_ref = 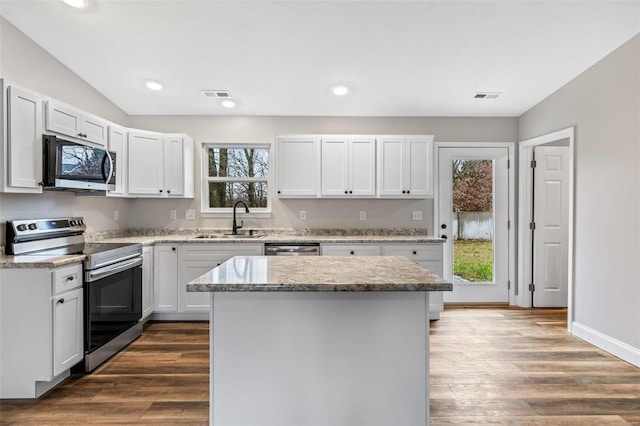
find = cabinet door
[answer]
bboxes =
[153,245,178,312]
[163,136,184,196]
[107,125,127,196]
[141,246,154,319]
[406,138,433,197]
[6,86,43,190]
[321,244,381,256]
[321,137,349,197]
[349,137,376,196]
[52,288,83,376]
[180,261,223,311]
[377,137,405,196]
[276,136,320,197]
[46,100,82,139]
[81,115,109,146]
[127,131,164,195]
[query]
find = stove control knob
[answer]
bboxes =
[70,220,76,226]
[28,223,38,230]
[16,224,27,231]
[79,219,84,225]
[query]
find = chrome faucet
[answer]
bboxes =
[232,199,250,235]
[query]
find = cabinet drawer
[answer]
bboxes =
[382,244,442,261]
[52,263,83,294]
[179,243,263,261]
[321,244,381,256]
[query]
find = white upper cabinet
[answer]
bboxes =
[321,136,375,197]
[276,136,320,197]
[1,82,43,193]
[107,125,127,197]
[127,130,164,195]
[45,99,109,146]
[377,136,434,198]
[163,135,185,196]
[127,129,194,198]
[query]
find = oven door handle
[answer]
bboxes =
[93,252,141,269]
[86,257,142,282]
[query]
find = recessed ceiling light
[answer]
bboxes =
[332,85,349,96]
[221,99,236,108]
[145,80,163,91]
[63,0,88,8]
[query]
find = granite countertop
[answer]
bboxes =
[188,256,452,292]
[0,231,444,268]
[100,233,445,245]
[0,253,86,269]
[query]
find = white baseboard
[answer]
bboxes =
[572,321,640,367]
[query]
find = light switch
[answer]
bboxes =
[169,210,177,220]
[360,211,366,220]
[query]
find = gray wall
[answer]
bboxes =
[0,16,518,240]
[127,115,517,231]
[519,34,640,349]
[0,18,130,242]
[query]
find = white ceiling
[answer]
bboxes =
[1,1,639,117]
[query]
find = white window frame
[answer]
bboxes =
[200,143,272,218]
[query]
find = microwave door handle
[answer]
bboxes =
[102,151,114,183]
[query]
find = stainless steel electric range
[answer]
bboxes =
[5,217,143,372]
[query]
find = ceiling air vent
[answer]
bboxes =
[474,92,501,99]
[203,90,232,98]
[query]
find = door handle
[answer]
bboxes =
[441,234,448,240]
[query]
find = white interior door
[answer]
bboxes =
[438,147,509,303]
[532,146,570,307]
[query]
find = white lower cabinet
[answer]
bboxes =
[141,245,154,320]
[382,243,444,320]
[320,242,444,320]
[0,263,84,398]
[152,243,263,319]
[52,287,83,376]
[153,244,179,312]
[178,244,263,312]
[321,244,381,256]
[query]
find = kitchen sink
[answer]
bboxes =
[193,234,266,239]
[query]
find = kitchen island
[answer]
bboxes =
[188,255,452,426]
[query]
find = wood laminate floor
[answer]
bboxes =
[1,307,640,425]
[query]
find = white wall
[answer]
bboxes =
[519,35,640,351]
[0,18,130,242]
[127,115,517,231]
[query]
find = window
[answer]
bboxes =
[202,144,270,214]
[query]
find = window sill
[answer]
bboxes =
[199,211,273,219]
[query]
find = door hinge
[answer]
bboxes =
[531,160,537,168]
[529,222,536,230]
[507,159,510,169]
[508,220,511,229]
[508,280,511,290]
[529,283,535,292]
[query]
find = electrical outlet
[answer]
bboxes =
[412,210,422,221]
[299,210,307,220]
[360,211,366,220]
[185,210,196,220]
[169,210,177,220]
[113,210,119,221]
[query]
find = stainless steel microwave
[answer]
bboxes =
[43,134,116,192]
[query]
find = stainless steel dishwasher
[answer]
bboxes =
[264,243,320,256]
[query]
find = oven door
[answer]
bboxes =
[85,263,142,353]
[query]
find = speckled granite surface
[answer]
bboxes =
[0,253,86,268]
[1,228,444,268]
[188,256,452,292]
